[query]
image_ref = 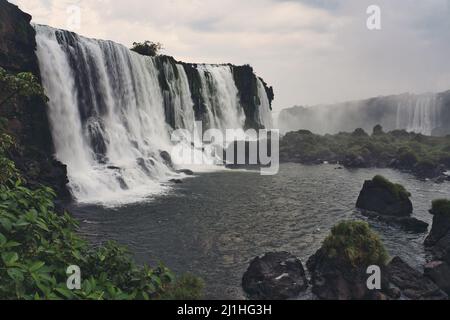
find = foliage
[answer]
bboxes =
[430,199,450,216]
[130,41,163,57]
[0,67,48,107]
[0,117,203,300]
[280,124,450,178]
[372,175,411,201]
[322,221,389,267]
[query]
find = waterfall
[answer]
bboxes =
[33,25,273,205]
[396,93,442,135]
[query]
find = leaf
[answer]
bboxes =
[0,232,6,246]
[55,287,74,299]
[29,261,45,272]
[7,268,24,282]
[2,252,19,266]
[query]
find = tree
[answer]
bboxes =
[0,67,48,108]
[130,41,163,57]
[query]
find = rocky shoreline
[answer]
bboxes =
[242,177,450,300]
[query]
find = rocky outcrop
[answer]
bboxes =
[357,176,413,217]
[242,252,308,300]
[424,261,450,295]
[0,0,70,200]
[387,257,448,300]
[356,176,428,232]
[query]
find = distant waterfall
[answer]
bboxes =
[396,94,442,136]
[34,25,273,205]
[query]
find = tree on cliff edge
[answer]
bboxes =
[130,41,163,57]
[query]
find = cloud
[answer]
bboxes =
[9,0,450,112]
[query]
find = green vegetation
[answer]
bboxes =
[280,125,450,178]
[130,41,163,57]
[372,175,411,201]
[322,221,389,267]
[0,67,47,108]
[0,69,203,300]
[430,199,450,216]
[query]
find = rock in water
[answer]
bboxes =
[424,261,450,295]
[356,175,413,216]
[387,257,448,300]
[242,252,308,300]
[306,221,390,300]
[425,200,450,263]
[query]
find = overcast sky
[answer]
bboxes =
[10,0,450,113]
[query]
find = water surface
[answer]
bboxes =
[71,163,450,299]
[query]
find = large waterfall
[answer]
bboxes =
[34,25,273,205]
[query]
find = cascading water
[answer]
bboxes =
[396,94,442,136]
[34,25,273,205]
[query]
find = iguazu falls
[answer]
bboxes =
[1,0,450,311]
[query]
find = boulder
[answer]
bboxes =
[362,211,428,233]
[160,151,173,169]
[424,261,450,295]
[425,200,450,263]
[176,169,195,176]
[242,252,308,300]
[306,221,391,300]
[356,175,413,217]
[169,179,183,184]
[387,257,448,300]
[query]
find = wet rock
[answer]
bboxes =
[242,252,308,300]
[107,166,121,171]
[362,211,428,233]
[176,169,194,176]
[169,179,183,184]
[387,257,448,300]
[425,200,450,263]
[307,248,389,300]
[424,261,450,295]
[160,151,173,169]
[356,175,413,217]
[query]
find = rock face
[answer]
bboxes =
[0,0,70,200]
[356,176,428,233]
[424,261,450,295]
[306,248,389,300]
[423,200,450,294]
[242,252,308,300]
[356,176,413,217]
[387,257,448,300]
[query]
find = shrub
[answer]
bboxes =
[322,221,389,267]
[130,41,163,57]
[0,123,203,300]
[372,175,411,200]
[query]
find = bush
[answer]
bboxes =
[130,41,163,57]
[430,199,450,216]
[0,127,203,300]
[322,221,389,267]
[372,175,411,201]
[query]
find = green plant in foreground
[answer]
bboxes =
[322,221,389,268]
[0,125,202,300]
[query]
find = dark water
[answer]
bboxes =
[71,164,450,299]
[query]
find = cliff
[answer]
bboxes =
[1,0,274,202]
[0,0,70,200]
[279,91,450,136]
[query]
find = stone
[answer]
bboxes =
[242,252,308,300]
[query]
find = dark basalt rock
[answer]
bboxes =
[242,252,308,300]
[0,0,70,201]
[306,248,390,300]
[169,179,183,184]
[160,151,174,169]
[356,176,413,217]
[425,201,450,263]
[387,257,448,300]
[424,261,450,295]
[176,169,194,176]
[362,211,428,233]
